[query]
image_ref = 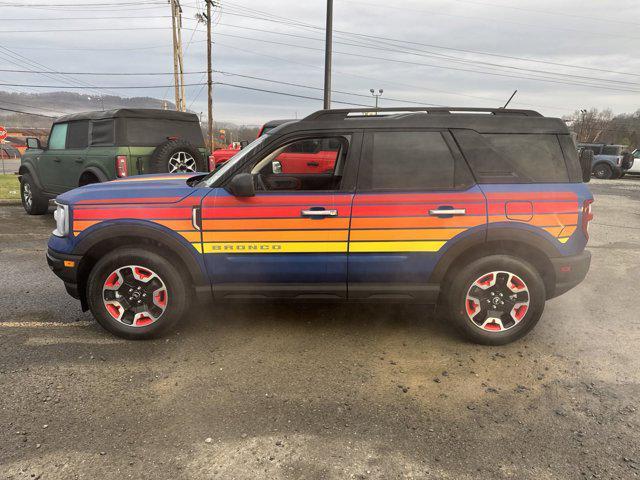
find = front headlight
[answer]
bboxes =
[53,203,70,237]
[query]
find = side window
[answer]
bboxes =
[66,120,89,149]
[91,119,115,146]
[250,135,350,191]
[359,131,471,191]
[48,123,68,150]
[483,134,569,182]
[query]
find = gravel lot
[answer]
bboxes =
[1,178,639,479]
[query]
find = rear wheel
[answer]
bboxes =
[593,163,613,179]
[148,139,205,174]
[445,255,546,345]
[86,248,189,339]
[20,174,49,215]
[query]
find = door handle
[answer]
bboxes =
[75,158,84,163]
[301,209,338,217]
[307,161,319,167]
[53,158,61,163]
[429,208,466,216]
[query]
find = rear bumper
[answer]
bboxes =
[549,250,591,299]
[46,248,82,299]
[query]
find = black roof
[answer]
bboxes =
[263,118,295,128]
[272,107,569,135]
[53,108,200,124]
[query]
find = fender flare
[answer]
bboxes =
[592,161,615,171]
[74,222,208,288]
[18,163,44,190]
[79,166,109,184]
[429,226,561,284]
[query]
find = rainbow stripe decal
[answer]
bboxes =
[71,189,580,253]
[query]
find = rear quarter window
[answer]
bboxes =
[453,130,571,183]
[483,134,569,183]
[123,118,204,147]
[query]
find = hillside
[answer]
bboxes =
[0,90,259,143]
[0,91,176,128]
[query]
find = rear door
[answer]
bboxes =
[348,130,485,301]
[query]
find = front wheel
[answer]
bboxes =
[20,174,49,215]
[444,255,546,345]
[86,248,190,339]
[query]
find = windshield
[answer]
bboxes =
[197,135,268,187]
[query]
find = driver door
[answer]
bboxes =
[200,132,362,300]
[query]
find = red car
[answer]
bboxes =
[210,119,340,174]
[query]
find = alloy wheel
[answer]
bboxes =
[102,265,168,327]
[168,151,197,173]
[465,271,530,332]
[22,182,32,210]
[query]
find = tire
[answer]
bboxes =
[593,163,613,180]
[20,174,49,215]
[444,255,546,345]
[148,139,205,174]
[86,247,190,339]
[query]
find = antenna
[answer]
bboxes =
[502,90,518,109]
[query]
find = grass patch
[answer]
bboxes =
[0,174,20,200]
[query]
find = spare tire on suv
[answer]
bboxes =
[149,139,205,174]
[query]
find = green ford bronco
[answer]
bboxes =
[19,109,208,214]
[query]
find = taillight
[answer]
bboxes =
[116,155,128,177]
[617,157,622,166]
[208,154,216,172]
[581,199,594,241]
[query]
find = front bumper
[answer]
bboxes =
[47,248,82,299]
[549,250,591,299]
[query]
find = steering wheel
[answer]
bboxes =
[253,173,267,191]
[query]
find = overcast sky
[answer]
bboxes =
[2,0,639,125]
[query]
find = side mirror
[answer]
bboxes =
[579,149,593,183]
[227,173,255,197]
[26,137,42,150]
[239,140,249,150]
[272,160,282,174]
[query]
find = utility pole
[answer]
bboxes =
[170,0,186,111]
[370,88,383,110]
[206,0,214,151]
[579,109,587,142]
[323,0,333,110]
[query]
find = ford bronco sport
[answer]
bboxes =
[19,109,207,215]
[46,107,593,345]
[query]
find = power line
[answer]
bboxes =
[206,32,640,93]
[4,1,165,6]
[0,99,71,114]
[0,106,55,118]
[0,15,172,20]
[209,22,640,88]
[449,0,636,26]
[0,81,373,107]
[344,0,640,41]
[211,5,640,79]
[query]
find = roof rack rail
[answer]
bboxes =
[303,107,543,121]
